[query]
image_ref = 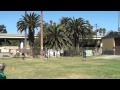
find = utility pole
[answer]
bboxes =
[24,11,27,50]
[40,11,44,57]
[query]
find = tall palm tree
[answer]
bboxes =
[98,28,103,35]
[102,28,106,36]
[59,17,71,39]
[33,22,49,56]
[60,17,71,25]
[0,25,7,33]
[97,28,106,36]
[44,22,72,52]
[24,11,27,50]
[17,12,40,58]
[50,20,52,26]
[40,11,44,57]
[68,17,93,52]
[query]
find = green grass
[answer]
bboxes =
[1,56,120,79]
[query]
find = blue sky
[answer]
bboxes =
[0,11,119,34]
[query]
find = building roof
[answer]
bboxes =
[102,32,120,39]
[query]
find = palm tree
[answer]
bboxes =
[0,25,7,33]
[59,17,71,40]
[50,20,52,26]
[24,11,27,50]
[97,28,106,36]
[68,17,93,52]
[98,28,103,35]
[40,11,44,57]
[102,28,106,36]
[17,12,40,58]
[33,22,49,56]
[44,22,72,54]
[60,17,71,25]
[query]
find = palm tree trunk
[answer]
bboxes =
[24,11,27,50]
[77,43,80,53]
[77,36,80,53]
[74,35,77,50]
[40,11,44,57]
[32,46,35,58]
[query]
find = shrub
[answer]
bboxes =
[14,52,20,58]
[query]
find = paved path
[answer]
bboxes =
[95,55,120,59]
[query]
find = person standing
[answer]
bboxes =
[0,62,6,79]
[82,51,86,61]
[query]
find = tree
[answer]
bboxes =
[7,40,20,46]
[35,22,49,56]
[98,28,103,35]
[40,11,44,57]
[68,17,93,52]
[103,28,106,36]
[24,11,27,49]
[17,12,40,58]
[33,37,40,56]
[44,22,72,52]
[0,25,7,33]
[60,17,71,25]
[97,28,106,36]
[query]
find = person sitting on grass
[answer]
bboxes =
[0,62,6,79]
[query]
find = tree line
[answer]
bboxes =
[16,12,108,57]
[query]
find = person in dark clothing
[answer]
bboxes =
[0,62,6,79]
[45,52,48,59]
[22,53,25,60]
[82,51,86,61]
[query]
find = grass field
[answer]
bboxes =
[1,55,120,79]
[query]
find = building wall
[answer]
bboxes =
[102,38,115,55]
[114,38,120,55]
[115,46,120,55]
[115,38,120,46]
[0,46,19,57]
[0,46,19,54]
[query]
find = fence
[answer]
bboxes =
[63,47,100,56]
